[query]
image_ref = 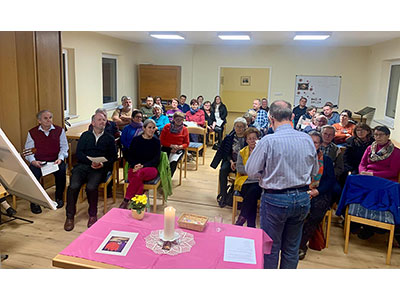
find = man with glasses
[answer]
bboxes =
[112,96,133,130]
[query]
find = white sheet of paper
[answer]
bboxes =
[184,121,199,127]
[223,236,256,265]
[216,119,223,127]
[95,230,139,256]
[87,156,108,163]
[169,152,181,163]
[41,162,59,177]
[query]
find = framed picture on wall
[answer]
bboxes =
[240,76,251,86]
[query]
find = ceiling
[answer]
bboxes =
[96,31,400,47]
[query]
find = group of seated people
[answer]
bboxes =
[211,96,400,260]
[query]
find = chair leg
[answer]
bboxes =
[153,187,157,213]
[184,150,187,178]
[387,226,395,265]
[103,185,107,215]
[195,151,199,171]
[12,195,17,209]
[344,211,351,254]
[232,197,238,224]
[178,159,182,186]
[325,210,332,248]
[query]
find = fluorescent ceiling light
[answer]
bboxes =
[218,33,251,40]
[149,32,184,40]
[294,32,331,40]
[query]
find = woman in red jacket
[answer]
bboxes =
[160,111,189,177]
[185,99,205,143]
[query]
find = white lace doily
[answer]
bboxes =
[145,229,195,256]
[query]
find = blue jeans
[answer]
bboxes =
[260,191,310,269]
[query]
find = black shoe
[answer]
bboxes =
[217,195,226,208]
[357,228,375,240]
[30,203,42,214]
[235,216,246,226]
[212,143,219,150]
[56,199,64,209]
[5,207,17,217]
[299,249,307,260]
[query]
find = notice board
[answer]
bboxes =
[294,75,341,108]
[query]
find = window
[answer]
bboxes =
[102,55,118,109]
[385,63,400,126]
[62,49,69,116]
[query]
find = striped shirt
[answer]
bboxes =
[245,123,319,190]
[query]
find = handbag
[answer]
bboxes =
[308,223,326,251]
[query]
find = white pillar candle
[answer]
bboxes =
[163,206,176,240]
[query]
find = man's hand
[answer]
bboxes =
[308,189,319,198]
[91,162,103,169]
[230,160,236,172]
[32,161,44,168]
[54,159,62,165]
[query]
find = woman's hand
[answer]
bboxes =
[132,164,143,173]
[230,160,236,172]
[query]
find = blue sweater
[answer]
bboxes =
[336,175,400,224]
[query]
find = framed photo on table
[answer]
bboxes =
[240,76,251,86]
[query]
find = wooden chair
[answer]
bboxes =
[217,172,236,197]
[186,127,207,171]
[122,162,167,213]
[344,204,395,265]
[231,191,261,225]
[178,148,187,185]
[341,174,400,265]
[79,161,118,215]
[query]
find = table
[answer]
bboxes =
[65,122,90,140]
[53,208,272,269]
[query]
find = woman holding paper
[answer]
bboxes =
[160,111,189,177]
[119,119,161,209]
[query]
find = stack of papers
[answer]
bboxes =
[223,236,256,264]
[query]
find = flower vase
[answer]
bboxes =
[131,209,145,220]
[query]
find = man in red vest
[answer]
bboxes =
[25,110,69,214]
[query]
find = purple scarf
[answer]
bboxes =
[130,121,143,137]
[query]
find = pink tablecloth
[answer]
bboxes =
[60,208,273,269]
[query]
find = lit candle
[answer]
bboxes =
[163,206,176,240]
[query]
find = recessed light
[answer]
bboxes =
[217,32,251,40]
[294,32,331,40]
[149,32,185,40]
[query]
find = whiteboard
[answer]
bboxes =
[294,75,341,108]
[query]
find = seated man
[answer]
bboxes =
[140,96,154,119]
[64,112,118,231]
[210,117,248,208]
[178,94,190,113]
[322,103,340,125]
[292,97,308,128]
[112,96,133,130]
[25,110,69,214]
[320,125,344,203]
[89,108,119,139]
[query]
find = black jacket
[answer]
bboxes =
[210,130,247,169]
[76,130,118,171]
[211,103,228,125]
[343,136,374,174]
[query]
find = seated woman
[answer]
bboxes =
[186,98,205,142]
[296,106,317,131]
[210,117,247,208]
[160,111,189,177]
[120,110,143,152]
[203,100,216,145]
[356,125,400,239]
[154,96,166,115]
[303,113,328,133]
[340,123,374,187]
[333,109,355,145]
[243,110,257,128]
[119,119,161,209]
[150,104,169,136]
[166,98,182,122]
[234,127,262,228]
[298,131,336,260]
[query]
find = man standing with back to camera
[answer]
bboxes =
[246,100,319,269]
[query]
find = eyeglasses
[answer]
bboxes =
[134,116,143,119]
[373,133,387,137]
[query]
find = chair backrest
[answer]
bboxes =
[187,126,206,135]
